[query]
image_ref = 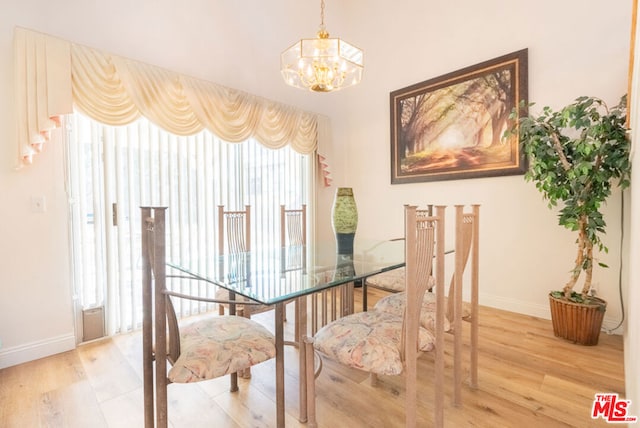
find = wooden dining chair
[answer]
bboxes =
[304,205,447,428]
[373,204,480,403]
[280,204,307,343]
[280,204,307,275]
[141,207,276,428]
[215,205,274,378]
[216,205,271,318]
[362,205,433,295]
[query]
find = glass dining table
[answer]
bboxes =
[167,238,405,427]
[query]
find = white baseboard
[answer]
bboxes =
[480,292,624,335]
[0,333,76,369]
[480,292,550,319]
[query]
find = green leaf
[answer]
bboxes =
[505,95,631,294]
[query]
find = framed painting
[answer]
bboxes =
[390,49,528,184]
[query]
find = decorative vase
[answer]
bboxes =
[333,253,356,280]
[331,187,358,254]
[548,293,606,346]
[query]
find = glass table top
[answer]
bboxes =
[167,238,405,305]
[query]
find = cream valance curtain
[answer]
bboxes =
[14,27,318,166]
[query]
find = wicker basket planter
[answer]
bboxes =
[549,293,606,346]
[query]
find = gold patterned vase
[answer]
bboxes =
[331,187,358,254]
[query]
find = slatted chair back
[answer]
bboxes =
[447,206,475,319]
[218,205,251,254]
[401,206,436,360]
[279,204,307,344]
[450,204,480,401]
[280,204,306,246]
[218,205,251,285]
[363,204,434,295]
[404,204,446,427]
[280,204,307,273]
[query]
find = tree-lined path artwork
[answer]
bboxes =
[390,49,528,183]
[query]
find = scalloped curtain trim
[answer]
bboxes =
[14,27,318,167]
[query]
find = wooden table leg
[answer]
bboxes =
[141,208,154,428]
[229,291,238,391]
[298,296,308,423]
[362,280,368,312]
[275,303,285,428]
[304,336,317,428]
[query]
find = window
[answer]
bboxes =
[67,112,311,336]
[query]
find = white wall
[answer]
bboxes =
[332,0,633,324]
[0,2,634,403]
[0,21,75,366]
[0,0,336,368]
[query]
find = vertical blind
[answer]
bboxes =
[67,112,311,336]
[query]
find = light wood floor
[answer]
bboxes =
[0,288,625,427]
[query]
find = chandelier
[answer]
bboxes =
[280,0,364,92]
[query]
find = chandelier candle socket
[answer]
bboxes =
[281,0,364,92]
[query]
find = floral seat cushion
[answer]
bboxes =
[365,269,436,294]
[313,310,436,376]
[364,268,406,292]
[375,291,471,331]
[168,315,276,383]
[215,288,272,315]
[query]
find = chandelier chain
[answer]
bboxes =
[319,0,326,32]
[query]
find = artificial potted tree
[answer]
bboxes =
[507,95,631,345]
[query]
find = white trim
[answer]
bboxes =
[481,292,550,319]
[481,292,625,334]
[0,333,76,369]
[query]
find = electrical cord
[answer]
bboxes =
[603,189,626,334]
